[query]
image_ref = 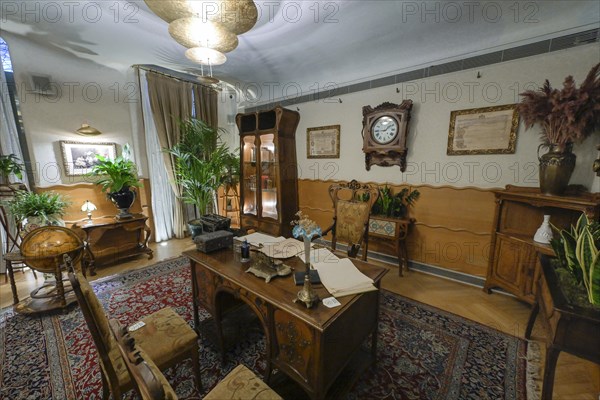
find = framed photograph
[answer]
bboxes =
[60,141,117,176]
[307,125,340,158]
[447,104,519,155]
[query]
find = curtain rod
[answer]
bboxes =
[132,65,215,88]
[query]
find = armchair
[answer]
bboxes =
[67,261,201,399]
[322,180,378,260]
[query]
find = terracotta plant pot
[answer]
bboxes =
[538,143,576,196]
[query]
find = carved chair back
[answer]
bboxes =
[326,180,378,260]
[109,319,178,400]
[67,263,129,398]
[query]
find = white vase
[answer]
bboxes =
[533,215,553,244]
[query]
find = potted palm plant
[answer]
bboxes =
[89,144,141,219]
[517,62,600,195]
[166,119,239,238]
[6,190,69,232]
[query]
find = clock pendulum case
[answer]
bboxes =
[361,100,413,171]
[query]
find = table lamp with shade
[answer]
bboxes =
[81,200,97,222]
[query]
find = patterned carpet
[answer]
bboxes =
[0,256,532,399]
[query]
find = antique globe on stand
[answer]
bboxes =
[17,226,84,314]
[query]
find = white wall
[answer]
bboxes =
[3,32,137,188]
[292,43,600,190]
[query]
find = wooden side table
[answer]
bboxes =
[71,214,153,275]
[368,216,414,276]
[525,255,600,400]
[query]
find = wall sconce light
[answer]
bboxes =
[81,200,97,222]
[76,123,102,136]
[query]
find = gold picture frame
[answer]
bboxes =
[307,125,340,159]
[60,141,117,176]
[447,104,519,155]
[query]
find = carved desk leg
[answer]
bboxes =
[525,301,539,340]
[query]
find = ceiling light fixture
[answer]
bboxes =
[185,47,227,65]
[169,17,238,53]
[144,0,258,35]
[76,123,101,136]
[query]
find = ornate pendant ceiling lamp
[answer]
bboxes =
[169,17,238,53]
[185,47,227,65]
[144,0,258,35]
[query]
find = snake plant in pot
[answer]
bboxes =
[166,119,239,238]
[89,144,141,219]
[551,213,600,306]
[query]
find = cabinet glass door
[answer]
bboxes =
[259,133,278,220]
[242,136,257,215]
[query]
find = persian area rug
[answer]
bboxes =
[0,257,533,400]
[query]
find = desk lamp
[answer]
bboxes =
[81,200,97,222]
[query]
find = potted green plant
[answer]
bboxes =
[165,119,239,238]
[371,185,420,219]
[517,62,600,195]
[551,213,600,306]
[88,144,141,219]
[0,154,23,185]
[6,190,69,232]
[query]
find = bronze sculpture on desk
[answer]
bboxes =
[291,211,322,308]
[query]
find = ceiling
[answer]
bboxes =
[1,1,599,105]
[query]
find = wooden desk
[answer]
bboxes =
[72,215,153,275]
[184,249,387,400]
[525,255,600,400]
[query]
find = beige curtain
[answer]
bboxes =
[146,72,193,238]
[192,84,218,128]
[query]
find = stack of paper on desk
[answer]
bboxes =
[298,247,336,264]
[312,257,377,297]
[234,232,285,247]
[258,238,305,259]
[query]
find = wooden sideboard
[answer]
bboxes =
[71,214,153,275]
[525,255,600,400]
[484,186,600,304]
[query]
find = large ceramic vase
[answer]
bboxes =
[109,187,136,219]
[538,143,576,196]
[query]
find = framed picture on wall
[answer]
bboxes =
[447,104,519,155]
[60,141,117,176]
[307,125,340,158]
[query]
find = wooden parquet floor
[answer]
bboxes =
[1,238,598,399]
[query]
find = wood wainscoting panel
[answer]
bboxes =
[298,179,496,277]
[411,185,496,234]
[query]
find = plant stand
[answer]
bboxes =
[368,216,414,276]
[525,255,600,400]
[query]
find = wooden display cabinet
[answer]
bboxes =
[484,186,600,304]
[236,106,300,237]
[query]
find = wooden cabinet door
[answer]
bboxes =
[492,236,523,295]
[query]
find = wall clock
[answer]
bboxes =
[361,100,413,171]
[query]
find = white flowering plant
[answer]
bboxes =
[291,211,322,239]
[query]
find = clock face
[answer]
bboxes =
[371,116,399,145]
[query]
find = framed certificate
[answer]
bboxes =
[307,125,340,159]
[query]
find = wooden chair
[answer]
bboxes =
[0,204,37,302]
[109,319,179,400]
[67,261,201,400]
[109,319,282,400]
[322,180,378,260]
